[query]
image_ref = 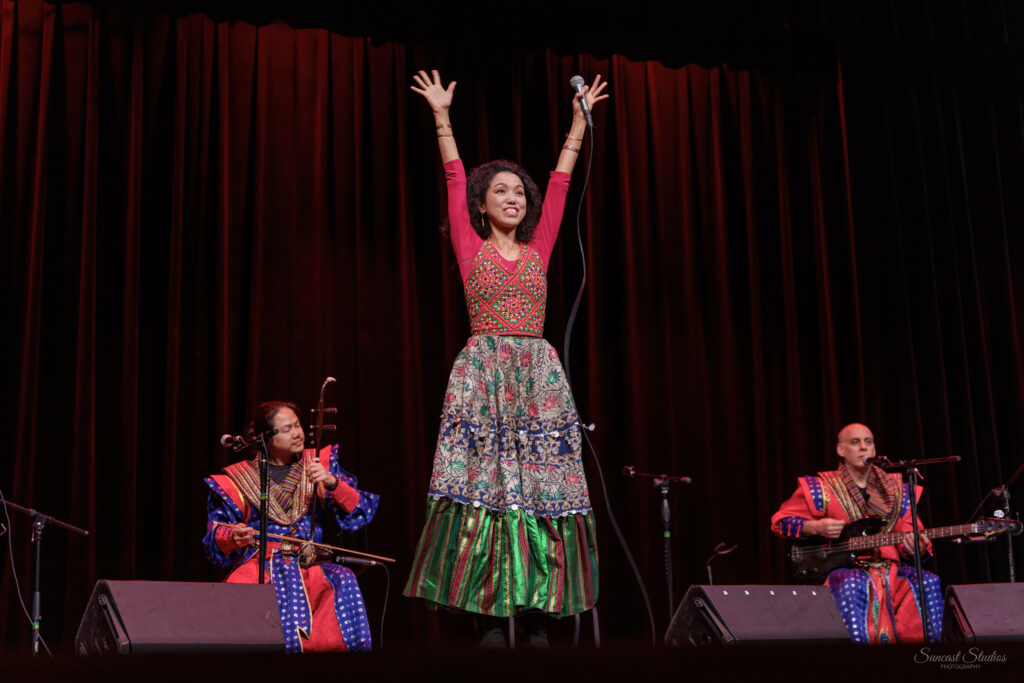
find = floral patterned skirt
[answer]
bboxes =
[404,335,598,616]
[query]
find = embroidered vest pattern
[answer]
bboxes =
[465,242,546,337]
[223,459,315,527]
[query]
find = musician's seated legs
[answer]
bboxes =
[827,568,872,644]
[893,565,943,643]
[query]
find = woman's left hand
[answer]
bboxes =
[573,74,610,120]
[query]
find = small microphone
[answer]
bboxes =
[220,433,245,448]
[569,75,594,128]
[582,422,596,432]
[335,555,379,567]
[622,465,636,479]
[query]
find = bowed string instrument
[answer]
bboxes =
[310,376,338,471]
[298,376,395,565]
[306,376,338,539]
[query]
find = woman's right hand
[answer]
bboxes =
[411,69,456,113]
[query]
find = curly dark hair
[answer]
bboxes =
[466,160,543,244]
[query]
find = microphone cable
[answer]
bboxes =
[561,90,658,647]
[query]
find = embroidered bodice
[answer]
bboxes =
[464,242,547,336]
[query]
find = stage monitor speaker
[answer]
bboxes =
[665,585,850,646]
[75,580,285,654]
[942,583,1024,642]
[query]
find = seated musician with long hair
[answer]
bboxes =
[202,401,379,652]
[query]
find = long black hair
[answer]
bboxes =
[465,159,543,244]
[248,400,301,438]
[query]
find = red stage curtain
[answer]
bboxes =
[2,1,1023,649]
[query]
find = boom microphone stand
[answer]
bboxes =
[622,466,692,621]
[965,457,1024,583]
[872,454,960,643]
[2,499,90,655]
[223,429,277,584]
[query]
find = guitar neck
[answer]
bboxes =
[845,522,980,552]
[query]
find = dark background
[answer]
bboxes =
[2,0,1024,651]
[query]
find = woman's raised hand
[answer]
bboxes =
[573,74,610,120]
[411,69,456,113]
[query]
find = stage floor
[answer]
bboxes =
[5,641,1024,682]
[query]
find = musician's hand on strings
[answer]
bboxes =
[230,523,256,549]
[900,531,930,556]
[305,458,339,490]
[803,518,846,539]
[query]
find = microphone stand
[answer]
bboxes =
[255,432,270,585]
[705,541,738,586]
[2,499,90,655]
[965,458,1024,583]
[873,454,960,643]
[228,429,275,584]
[1000,486,1016,584]
[623,466,692,621]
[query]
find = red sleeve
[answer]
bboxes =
[213,524,239,555]
[330,480,361,513]
[303,447,362,513]
[444,159,483,281]
[895,484,932,559]
[529,171,571,270]
[771,484,817,538]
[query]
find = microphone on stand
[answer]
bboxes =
[220,433,246,448]
[334,555,381,568]
[220,429,277,452]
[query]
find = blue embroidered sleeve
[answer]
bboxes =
[777,516,807,538]
[202,477,248,569]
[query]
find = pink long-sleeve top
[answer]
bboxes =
[445,159,570,337]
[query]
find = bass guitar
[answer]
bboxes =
[789,517,1019,583]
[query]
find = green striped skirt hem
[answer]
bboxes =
[403,496,599,617]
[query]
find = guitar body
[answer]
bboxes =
[788,517,886,584]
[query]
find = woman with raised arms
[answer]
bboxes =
[403,69,609,648]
